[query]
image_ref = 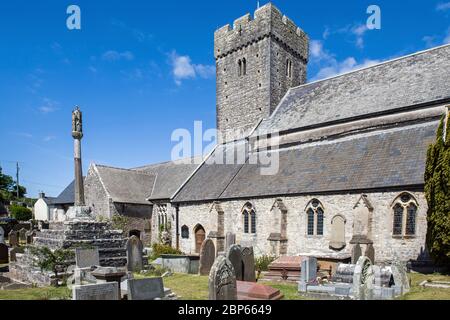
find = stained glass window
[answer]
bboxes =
[307,208,315,236]
[250,209,256,234]
[317,207,324,236]
[406,204,417,235]
[243,210,249,234]
[393,204,403,236]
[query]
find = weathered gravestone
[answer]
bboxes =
[225,232,236,251]
[72,282,119,300]
[226,244,243,281]
[241,247,256,282]
[298,257,317,292]
[8,247,24,263]
[209,255,237,300]
[25,230,35,244]
[199,238,215,276]
[351,243,362,264]
[18,228,27,243]
[352,256,374,300]
[8,231,18,247]
[127,278,164,300]
[391,260,410,295]
[0,243,8,264]
[126,235,144,272]
[0,226,5,244]
[75,247,100,268]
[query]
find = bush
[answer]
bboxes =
[255,254,276,272]
[9,204,32,221]
[149,243,182,261]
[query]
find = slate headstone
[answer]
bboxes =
[72,282,119,300]
[225,232,236,251]
[126,235,143,272]
[0,243,8,264]
[75,247,100,268]
[199,238,215,276]
[351,243,362,264]
[209,255,237,300]
[226,244,243,281]
[127,278,164,300]
[241,246,256,282]
[301,257,317,283]
[8,231,19,247]
[0,226,5,244]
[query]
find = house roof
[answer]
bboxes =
[52,180,78,205]
[41,197,57,206]
[254,44,450,137]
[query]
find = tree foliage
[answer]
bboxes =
[9,204,33,221]
[424,113,450,265]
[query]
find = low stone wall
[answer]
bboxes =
[161,255,199,274]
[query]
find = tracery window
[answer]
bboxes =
[392,193,418,237]
[306,199,325,237]
[243,203,256,234]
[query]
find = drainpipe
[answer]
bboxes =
[175,204,180,250]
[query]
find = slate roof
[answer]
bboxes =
[173,122,439,202]
[42,197,57,206]
[52,180,78,205]
[255,44,450,136]
[133,157,202,200]
[94,165,156,205]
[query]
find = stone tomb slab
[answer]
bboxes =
[75,247,100,268]
[237,281,283,300]
[265,256,304,281]
[127,277,164,300]
[0,226,5,244]
[72,282,119,300]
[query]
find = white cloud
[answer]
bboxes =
[423,35,438,48]
[43,136,56,142]
[102,50,134,62]
[39,98,59,114]
[88,66,98,73]
[170,51,215,85]
[436,2,450,11]
[321,23,369,49]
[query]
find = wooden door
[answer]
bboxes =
[194,225,206,254]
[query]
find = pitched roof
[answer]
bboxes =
[94,165,156,205]
[173,122,439,202]
[255,44,450,136]
[52,180,77,205]
[42,197,57,205]
[133,157,202,200]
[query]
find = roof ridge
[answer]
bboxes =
[95,163,155,176]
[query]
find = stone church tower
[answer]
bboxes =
[214,3,309,141]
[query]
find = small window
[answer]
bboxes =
[238,60,242,77]
[317,207,324,236]
[181,225,189,239]
[393,204,403,236]
[250,209,256,234]
[306,199,325,237]
[242,58,247,76]
[307,208,314,236]
[243,203,256,234]
[392,193,419,237]
[406,204,417,235]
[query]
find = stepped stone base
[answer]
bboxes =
[8,220,128,286]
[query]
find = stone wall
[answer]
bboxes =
[84,165,111,219]
[112,203,152,245]
[177,191,428,263]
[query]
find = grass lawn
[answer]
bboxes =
[399,273,450,300]
[0,286,71,300]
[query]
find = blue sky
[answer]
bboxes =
[0,0,449,198]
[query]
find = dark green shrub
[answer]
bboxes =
[149,243,182,261]
[9,204,32,221]
[255,254,276,272]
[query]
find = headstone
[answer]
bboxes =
[126,235,144,272]
[351,243,362,264]
[225,232,236,251]
[0,226,5,244]
[199,238,215,275]
[18,228,27,242]
[241,247,256,282]
[25,230,35,244]
[301,257,317,283]
[0,243,8,264]
[8,231,19,247]
[391,261,410,294]
[365,244,375,264]
[127,278,164,300]
[72,282,119,300]
[226,244,243,281]
[75,247,100,268]
[209,255,237,300]
[352,256,373,300]
[8,247,24,262]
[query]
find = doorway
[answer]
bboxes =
[194,224,206,254]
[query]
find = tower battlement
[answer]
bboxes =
[214,3,309,63]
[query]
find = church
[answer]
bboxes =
[79,3,449,265]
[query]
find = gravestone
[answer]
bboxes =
[72,282,119,300]
[8,231,19,247]
[298,257,317,292]
[8,247,24,262]
[0,226,5,244]
[25,230,35,244]
[225,232,236,251]
[241,247,256,282]
[199,238,215,275]
[75,247,100,268]
[365,244,375,264]
[0,243,8,264]
[226,244,243,281]
[351,243,362,264]
[126,235,144,272]
[209,255,237,300]
[18,228,27,243]
[127,278,164,300]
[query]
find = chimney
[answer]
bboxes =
[39,192,45,199]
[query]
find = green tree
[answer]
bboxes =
[425,113,450,265]
[30,247,75,287]
[10,204,33,221]
[0,166,14,191]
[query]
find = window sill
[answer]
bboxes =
[392,235,416,240]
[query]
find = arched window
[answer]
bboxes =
[305,199,325,237]
[286,59,293,78]
[243,203,256,234]
[391,193,418,237]
[238,59,242,76]
[181,225,189,239]
[242,58,247,75]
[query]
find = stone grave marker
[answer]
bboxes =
[127,277,164,300]
[226,244,243,281]
[18,228,27,243]
[126,235,144,272]
[241,246,256,282]
[209,255,237,300]
[0,243,8,264]
[199,238,215,275]
[25,230,35,244]
[351,243,362,264]
[72,282,119,300]
[8,231,19,247]
[225,232,236,251]
[298,256,317,292]
[75,247,100,268]
[365,244,375,264]
[0,226,5,244]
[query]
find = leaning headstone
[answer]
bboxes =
[241,247,256,282]
[351,243,362,264]
[365,244,375,264]
[0,243,8,264]
[225,232,236,251]
[127,278,164,300]
[126,235,144,272]
[0,226,5,244]
[199,238,215,276]
[75,247,100,268]
[209,255,237,300]
[226,244,243,281]
[18,228,27,243]
[8,231,19,247]
[72,282,119,300]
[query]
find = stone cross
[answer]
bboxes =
[72,106,85,207]
[126,235,144,272]
[208,255,237,300]
[199,238,215,276]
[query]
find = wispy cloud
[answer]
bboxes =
[102,50,134,62]
[436,2,450,11]
[39,98,59,114]
[14,132,33,139]
[43,135,56,142]
[323,23,369,49]
[111,19,153,43]
[169,51,215,85]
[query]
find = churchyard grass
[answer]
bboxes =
[399,273,450,300]
[0,286,71,300]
